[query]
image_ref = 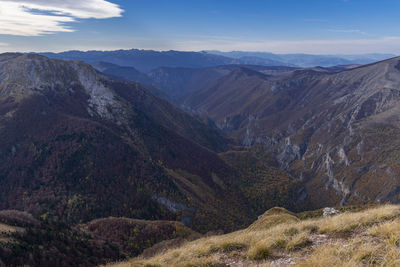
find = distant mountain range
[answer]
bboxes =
[206,50,396,67]
[41,49,292,72]
[40,49,395,72]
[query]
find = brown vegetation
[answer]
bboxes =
[108,205,400,267]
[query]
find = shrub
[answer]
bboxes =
[272,238,287,249]
[286,233,312,251]
[247,245,272,260]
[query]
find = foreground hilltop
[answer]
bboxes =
[111,204,400,266]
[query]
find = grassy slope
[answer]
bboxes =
[110,205,400,267]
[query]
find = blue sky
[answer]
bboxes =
[0,0,400,54]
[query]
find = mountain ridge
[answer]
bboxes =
[205,50,397,67]
[183,56,400,207]
[40,49,289,72]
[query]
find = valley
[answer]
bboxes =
[0,50,399,267]
[2,0,400,265]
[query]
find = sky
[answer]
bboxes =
[0,0,400,54]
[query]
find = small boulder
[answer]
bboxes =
[323,207,341,217]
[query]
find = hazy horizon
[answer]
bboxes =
[2,48,398,58]
[1,0,400,54]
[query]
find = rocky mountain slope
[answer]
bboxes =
[0,53,233,232]
[0,53,304,236]
[184,56,400,208]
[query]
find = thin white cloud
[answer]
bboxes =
[328,29,368,35]
[0,0,123,36]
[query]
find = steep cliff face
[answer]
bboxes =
[185,57,400,207]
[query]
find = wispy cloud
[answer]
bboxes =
[0,0,123,36]
[328,29,369,35]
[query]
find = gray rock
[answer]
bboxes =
[323,207,341,217]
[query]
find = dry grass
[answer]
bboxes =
[106,205,400,267]
[285,232,312,251]
[318,205,400,234]
[247,242,272,260]
[297,238,387,267]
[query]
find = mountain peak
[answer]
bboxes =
[0,53,123,120]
